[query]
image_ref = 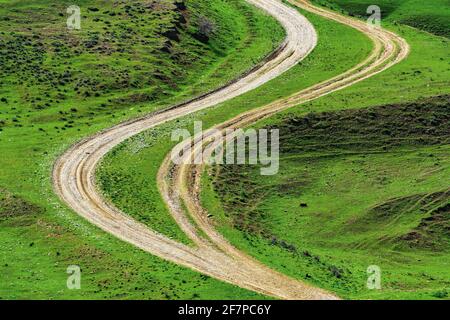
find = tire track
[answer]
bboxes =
[53,0,409,299]
[53,0,330,299]
[157,0,409,299]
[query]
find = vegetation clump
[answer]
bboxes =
[0,188,44,219]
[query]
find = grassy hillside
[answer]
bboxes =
[200,1,450,299]
[3,0,447,300]
[96,9,373,244]
[313,0,450,38]
[96,1,449,299]
[0,0,283,299]
[205,96,449,299]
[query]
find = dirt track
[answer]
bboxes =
[53,0,409,299]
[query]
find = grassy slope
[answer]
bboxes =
[202,2,450,299]
[96,9,373,244]
[0,0,283,299]
[205,97,449,300]
[314,0,450,38]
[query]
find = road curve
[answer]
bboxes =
[157,0,408,298]
[53,0,409,299]
[53,0,329,299]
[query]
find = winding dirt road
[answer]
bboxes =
[53,0,409,299]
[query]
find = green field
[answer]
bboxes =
[0,0,283,299]
[204,96,449,299]
[98,0,449,300]
[96,8,373,244]
[314,0,450,38]
[200,1,450,299]
[1,0,449,300]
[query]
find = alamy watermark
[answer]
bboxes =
[66,5,81,30]
[367,265,381,290]
[66,265,81,290]
[171,121,279,175]
[367,5,381,28]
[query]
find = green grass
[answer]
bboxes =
[0,201,265,299]
[96,8,373,244]
[313,0,450,38]
[98,1,449,300]
[3,0,448,300]
[200,2,450,299]
[0,0,282,299]
[205,96,449,299]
